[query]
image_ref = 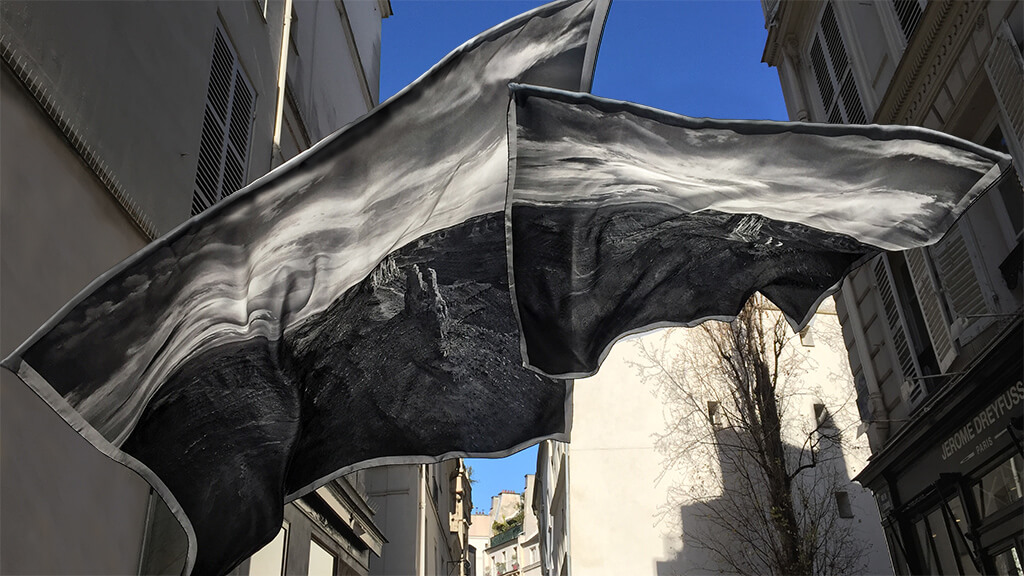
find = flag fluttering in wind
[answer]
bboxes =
[2,2,1014,575]
[1,2,609,573]
[505,85,1011,378]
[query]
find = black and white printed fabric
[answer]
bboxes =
[505,85,1012,378]
[0,3,609,574]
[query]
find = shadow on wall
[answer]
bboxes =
[654,426,869,576]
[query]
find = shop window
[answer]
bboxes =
[308,538,335,576]
[885,525,912,575]
[928,508,960,574]
[992,547,1024,576]
[249,523,288,576]
[945,496,981,575]
[835,491,854,518]
[914,506,972,576]
[972,453,1023,518]
[914,517,939,574]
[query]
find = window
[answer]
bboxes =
[809,2,867,124]
[992,547,1024,576]
[815,403,836,430]
[307,538,335,576]
[192,25,255,215]
[945,496,980,575]
[873,254,941,408]
[972,453,1023,518]
[835,491,854,518]
[707,401,721,427]
[885,524,912,575]
[248,523,288,576]
[927,507,960,574]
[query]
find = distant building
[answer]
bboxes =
[365,459,473,576]
[479,477,544,576]
[763,0,1023,573]
[236,472,386,576]
[534,304,894,575]
[533,441,569,576]
[1,0,390,573]
[469,513,493,576]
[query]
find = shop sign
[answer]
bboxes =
[941,380,1024,465]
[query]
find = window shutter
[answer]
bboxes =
[985,21,1024,181]
[930,221,994,344]
[931,224,988,317]
[891,0,925,46]
[223,66,254,198]
[904,249,957,370]
[872,256,921,382]
[810,2,868,124]
[191,27,255,216]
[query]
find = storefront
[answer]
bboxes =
[857,322,1023,576]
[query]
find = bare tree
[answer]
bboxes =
[632,296,867,576]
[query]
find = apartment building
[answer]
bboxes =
[1,1,390,573]
[763,1,1023,573]
[477,478,543,576]
[365,460,474,576]
[533,442,568,576]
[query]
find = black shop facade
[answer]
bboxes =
[856,322,1023,576]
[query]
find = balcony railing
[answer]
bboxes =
[489,525,523,548]
[495,561,520,575]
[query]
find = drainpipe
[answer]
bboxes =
[417,465,427,576]
[271,0,294,168]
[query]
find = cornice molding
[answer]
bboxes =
[874,0,988,126]
[763,0,822,66]
[0,35,159,240]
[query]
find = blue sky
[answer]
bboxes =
[380,0,787,514]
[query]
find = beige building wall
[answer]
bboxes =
[533,441,568,576]
[469,513,493,576]
[1,1,388,573]
[0,63,153,576]
[542,304,892,575]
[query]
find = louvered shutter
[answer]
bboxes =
[809,2,868,125]
[985,21,1024,181]
[872,256,921,382]
[891,0,925,46]
[930,221,993,344]
[191,27,255,216]
[904,249,957,370]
